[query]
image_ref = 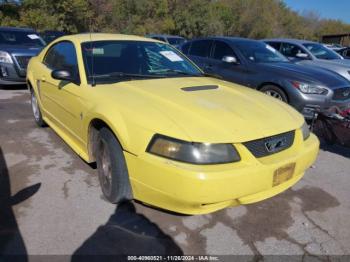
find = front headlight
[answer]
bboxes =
[301,122,310,140]
[147,135,240,164]
[0,51,13,64]
[291,81,328,95]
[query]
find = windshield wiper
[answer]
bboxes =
[92,72,166,79]
[162,69,222,79]
[158,69,201,77]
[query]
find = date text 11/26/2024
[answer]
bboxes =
[127,255,219,261]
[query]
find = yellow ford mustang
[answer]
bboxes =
[26,34,319,214]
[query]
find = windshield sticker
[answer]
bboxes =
[266,44,277,52]
[27,34,40,40]
[159,51,183,62]
[92,48,104,55]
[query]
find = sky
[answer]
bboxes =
[283,0,350,23]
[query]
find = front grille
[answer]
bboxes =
[333,87,350,101]
[14,55,33,69]
[243,131,295,158]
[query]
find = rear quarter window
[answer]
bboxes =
[181,42,191,54]
[189,40,212,58]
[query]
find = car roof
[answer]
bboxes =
[187,36,261,44]
[263,38,319,45]
[55,33,161,44]
[43,30,65,34]
[147,34,184,38]
[0,26,35,32]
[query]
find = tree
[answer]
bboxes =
[0,0,349,41]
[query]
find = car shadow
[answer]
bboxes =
[0,147,41,261]
[0,84,27,90]
[72,201,183,261]
[319,140,350,158]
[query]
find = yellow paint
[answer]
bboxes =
[27,34,319,214]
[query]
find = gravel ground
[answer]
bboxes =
[0,87,349,261]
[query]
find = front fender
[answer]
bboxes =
[83,107,156,160]
[26,60,36,91]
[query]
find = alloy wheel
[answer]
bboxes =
[99,140,113,196]
[264,90,284,101]
[31,92,40,122]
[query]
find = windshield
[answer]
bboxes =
[235,41,289,63]
[0,31,45,47]
[167,38,185,45]
[81,40,202,83]
[42,32,65,44]
[303,43,341,60]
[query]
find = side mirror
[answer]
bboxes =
[222,56,239,64]
[295,53,309,59]
[51,69,75,82]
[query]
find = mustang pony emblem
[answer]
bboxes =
[343,89,350,97]
[265,137,287,153]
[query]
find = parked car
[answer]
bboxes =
[0,27,45,85]
[323,43,344,51]
[336,47,350,59]
[26,33,319,215]
[181,37,350,119]
[40,30,65,44]
[263,38,350,81]
[146,34,186,48]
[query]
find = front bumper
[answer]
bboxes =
[288,89,350,119]
[301,98,350,119]
[0,62,26,85]
[125,130,319,215]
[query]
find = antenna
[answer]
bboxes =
[89,10,96,87]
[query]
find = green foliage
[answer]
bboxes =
[0,0,92,32]
[0,0,349,40]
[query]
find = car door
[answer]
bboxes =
[186,39,213,70]
[40,41,85,147]
[207,40,250,86]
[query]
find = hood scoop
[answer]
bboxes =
[181,85,218,92]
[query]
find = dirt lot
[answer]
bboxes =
[1,86,350,261]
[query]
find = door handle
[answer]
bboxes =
[41,76,46,82]
[204,64,213,71]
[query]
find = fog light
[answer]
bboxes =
[0,66,8,77]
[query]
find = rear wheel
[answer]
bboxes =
[260,85,288,102]
[30,89,46,127]
[96,127,133,203]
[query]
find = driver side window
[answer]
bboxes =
[345,49,350,58]
[44,41,79,79]
[281,43,307,58]
[212,41,237,60]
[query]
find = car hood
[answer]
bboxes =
[326,59,350,66]
[297,59,350,72]
[257,62,349,87]
[297,59,350,81]
[0,44,43,55]
[101,77,304,143]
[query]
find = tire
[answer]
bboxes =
[260,85,288,103]
[30,89,46,127]
[96,127,133,203]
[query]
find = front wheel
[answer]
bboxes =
[260,85,288,103]
[96,127,133,203]
[30,90,46,127]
